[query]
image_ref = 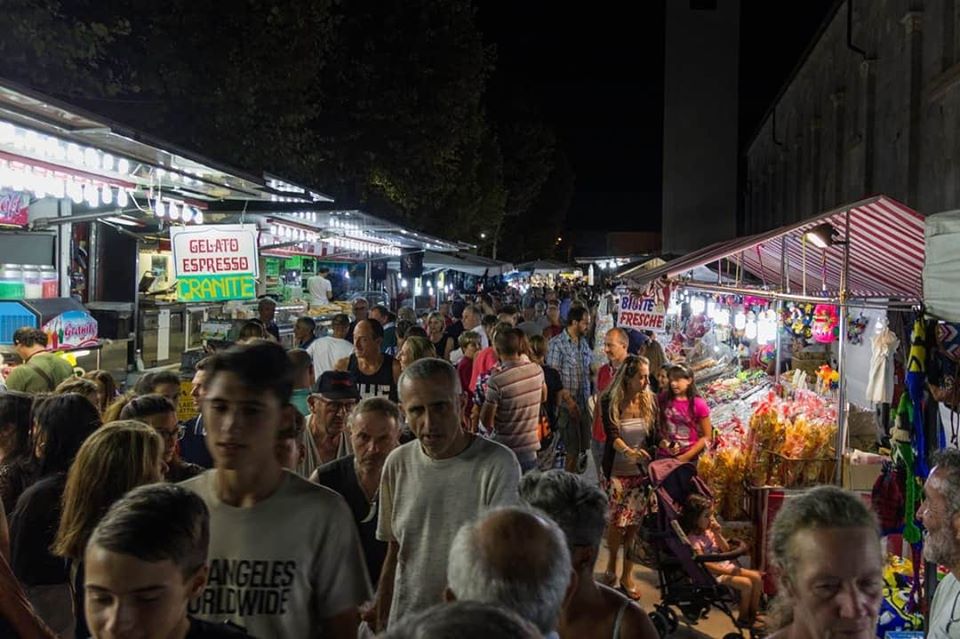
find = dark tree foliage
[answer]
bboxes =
[0,0,571,259]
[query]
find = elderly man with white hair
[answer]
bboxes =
[445,506,576,638]
[520,470,658,639]
[921,448,960,638]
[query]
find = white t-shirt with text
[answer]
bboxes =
[182,470,371,639]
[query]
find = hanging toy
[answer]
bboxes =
[846,313,869,345]
[812,304,839,344]
[905,318,928,478]
[816,364,840,393]
[757,343,776,367]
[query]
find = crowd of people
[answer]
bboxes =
[0,285,955,639]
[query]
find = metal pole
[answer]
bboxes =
[774,299,783,384]
[775,237,787,383]
[834,210,851,485]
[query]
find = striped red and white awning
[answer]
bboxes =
[620,196,925,300]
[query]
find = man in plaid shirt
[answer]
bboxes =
[547,305,593,473]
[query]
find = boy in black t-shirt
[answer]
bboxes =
[83,483,250,639]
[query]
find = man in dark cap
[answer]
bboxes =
[303,371,361,477]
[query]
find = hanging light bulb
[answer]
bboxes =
[153,198,166,217]
[745,319,758,341]
[117,189,129,207]
[83,147,99,168]
[193,209,204,225]
[101,153,115,172]
[84,184,98,207]
[117,158,131,174]
[100,187,113,205]
[68,181,84,204]
[716,309,731,327]
[691,296,706,316]
[168,203,181,220]
[734,311,746,331]
[181,206,193,223]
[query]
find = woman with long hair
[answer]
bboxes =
[0,391,35,514]
[119,395,202,482]
[8,393,101,637]
[82,371,117,416]
[53,377,100,410]
[53,420,164,639]
[598,354,658,601]
[397,336,437,372]
[425,312,454,360]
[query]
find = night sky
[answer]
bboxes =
[478,0,837,236]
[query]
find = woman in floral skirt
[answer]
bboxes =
[599,354,658,601]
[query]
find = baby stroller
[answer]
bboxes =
[640,458,764,639]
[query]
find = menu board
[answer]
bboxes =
[170,225,259,302]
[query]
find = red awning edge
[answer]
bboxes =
[619,195,924,301]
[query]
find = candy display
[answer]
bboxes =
[701,369,768,407]
[746,391,837,489]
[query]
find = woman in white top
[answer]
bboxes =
[598,354,658,601]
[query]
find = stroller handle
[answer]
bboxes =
[692,538,750,564]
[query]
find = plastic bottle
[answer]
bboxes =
[40,265,58,298]
[0,264,24,300]
[22,265,42,299]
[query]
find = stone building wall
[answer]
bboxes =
[744,0,960,233]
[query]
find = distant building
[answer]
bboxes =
[661,0,741,254]
[744,1,959,233]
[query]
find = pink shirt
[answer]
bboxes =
[688,529,736,572]
[659,394,710,454]
[469,347,499,393]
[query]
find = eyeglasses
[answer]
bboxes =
[316,397,357,413]
[158,425,185,441]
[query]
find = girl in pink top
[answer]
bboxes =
[681,494,765,630]
[657,364,712,462]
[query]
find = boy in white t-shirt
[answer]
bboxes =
[182,341,370,639]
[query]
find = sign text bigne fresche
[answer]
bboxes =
[617,294,666,332]
[170,226,258,302]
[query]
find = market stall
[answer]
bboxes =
[384,250,513,310]
[511,259,582,286]
[615,196,928,626]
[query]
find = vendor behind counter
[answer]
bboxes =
[3,327,76,393]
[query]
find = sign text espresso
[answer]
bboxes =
[170,226,258,302]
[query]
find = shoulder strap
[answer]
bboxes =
[612,597,630,639]
[27,360,56,391]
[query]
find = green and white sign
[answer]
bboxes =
[170,225,259,302]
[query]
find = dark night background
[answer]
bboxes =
[478,0,838,237]
[0,0,840,260]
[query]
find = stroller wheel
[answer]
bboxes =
[649,610,671,638]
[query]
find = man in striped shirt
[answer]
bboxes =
[480,328,546,473]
